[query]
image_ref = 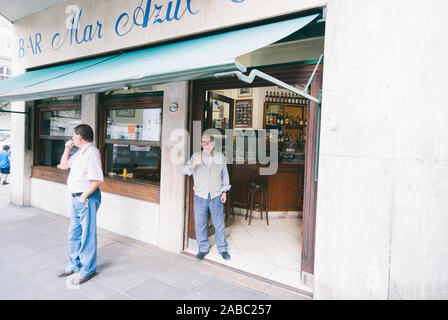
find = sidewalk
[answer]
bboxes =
[0,185,309,300]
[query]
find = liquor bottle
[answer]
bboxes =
[288,93,292,104]
[273,114,277,125]
[299,116,304,127]
[285,113,289,125]
[269,91,273,102]
[285,133,289,143]
[265,91,269,102]
[294,94,299,104]
[275,92,279,103]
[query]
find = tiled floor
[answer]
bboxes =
[186,214,311,292]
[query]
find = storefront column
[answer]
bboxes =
[81,94,99,145]
[9,100,33,206]
[158,81,189,253]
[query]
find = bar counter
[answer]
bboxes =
[230,162,304,212]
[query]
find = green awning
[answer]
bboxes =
[0,14,318,102]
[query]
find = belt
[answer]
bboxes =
[72,192,83,197]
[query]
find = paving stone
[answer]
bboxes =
[152,263,213,292]
[0,242,38,263]
[126,278,188,300]
[22,234,66,252]
[5,251,62,276]
[0,263,22,285]
[93,262,150,293]
[190,278,276,300]
[0,277,51,300]
[98,242,142,262]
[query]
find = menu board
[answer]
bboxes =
[234,99,253,128]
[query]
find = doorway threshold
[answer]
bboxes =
[181,250,313,299]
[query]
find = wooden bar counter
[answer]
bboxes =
[230,162,304,212]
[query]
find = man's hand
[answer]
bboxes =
[193,154,203,166]
[65,140,75,150]
[57,140,74,170]
[221,192,227,204]
[189,154,203,171]
[78,194,87,203]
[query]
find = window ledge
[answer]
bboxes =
[31,166,160,203]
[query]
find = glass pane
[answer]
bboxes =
[6,67,12,75]
[40,110,81,136]
[106,108,162,141]
[40,139,78,166]
[0,67,3,74]
[211,99,230,130]
[105,144,161,183]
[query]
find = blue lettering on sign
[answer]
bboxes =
[115,0,198,37]
[18,33,42,58]
[18,1,246,59]
[51,9,103,51]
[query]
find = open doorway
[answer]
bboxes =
[184,61,322,294]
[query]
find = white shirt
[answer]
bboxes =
[67,143,104,193]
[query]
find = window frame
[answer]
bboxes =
[98,92,164,191]
[33,99,82,167]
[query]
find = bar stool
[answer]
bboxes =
[245,181,269,225]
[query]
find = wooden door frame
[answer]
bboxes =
[186,63,322,276]
[301,73,322,275]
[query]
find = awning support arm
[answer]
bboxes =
[305,54,323,92]
[214,54,323,104]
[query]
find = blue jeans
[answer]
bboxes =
[193,194,228,253]
[66,188,101,277]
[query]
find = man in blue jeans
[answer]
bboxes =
[56,124,103,285]
[0,145,11,185]
[183,133,231,261]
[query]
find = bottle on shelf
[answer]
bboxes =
[299,116,304,127]
[274,92,279,103]
[265,91,269,102]
[285,113,289,125]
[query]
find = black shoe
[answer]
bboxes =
[71,272,97,285]
[196,251,209,260]
[220,251,231,260]
[2,181,8,185]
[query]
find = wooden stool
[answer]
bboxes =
[245,181,269,225]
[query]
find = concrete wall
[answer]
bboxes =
[30,178,160,245]
[158,81,189,253]
[314,0,448,299]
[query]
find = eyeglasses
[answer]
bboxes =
[201,141,212,146]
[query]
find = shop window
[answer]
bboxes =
[34,97,81,167]
[100,92,163,186]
